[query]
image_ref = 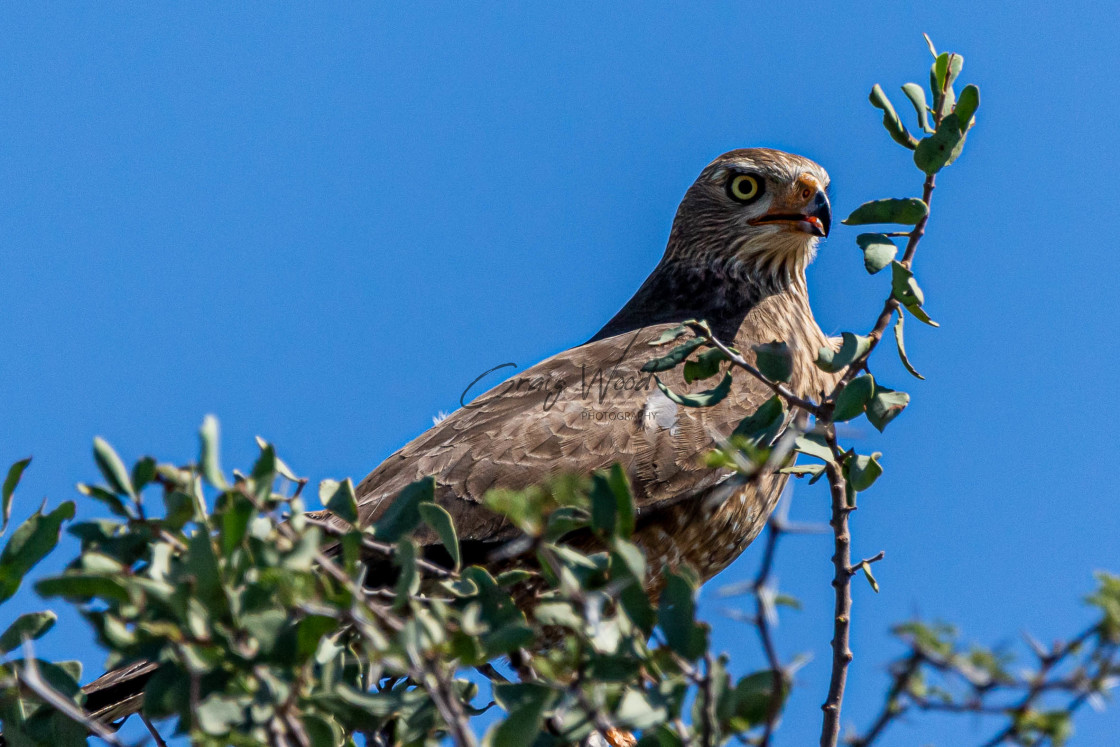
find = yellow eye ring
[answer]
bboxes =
[728,173,762,203]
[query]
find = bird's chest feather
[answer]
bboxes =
[635,472,787,588]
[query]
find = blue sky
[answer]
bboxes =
[1,4,1118,744]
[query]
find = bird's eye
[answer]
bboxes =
[727,173,763,203]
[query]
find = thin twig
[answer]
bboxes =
[140,712,170,747]
[306,514,458,580]
[847,551,885,576]
[419,661,478,747]
[699,332,821,415]
[15,640,125,746]
[848,652,921,747]
[978,626,1101,747]
[238,486,404,633]
[752,516,786,747]
[850,622,1117,746]
[698,652,717,747]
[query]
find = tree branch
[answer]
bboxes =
[819,438,854,747]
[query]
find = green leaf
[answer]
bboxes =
[891,262,939,327]
[419,502,460,570]
[93,437,135,499]
[619,577,656,634]
[930,52,963,117]
[0,611,57,655]
[914,113,965,174]
[249,441,276,483]
[642,338,705,373]
[76,482,131,518]
[243,608,288,654]
[612,538,647,586]
[323,477,359,526]
[185,527,225,611]
[732,670,789,730]
[494,569,534,588]
[392,538,419,610]
[654,372,733,408]
[869,84,917,149]
[649,324,690,346]
[219,492,253,555]
[683,347,729,383]
[162,489,197,530]
[131,455,157,493]
[901,83,933,134]
[833,374,875,422]
[0,502,75,604]
[1,458,31,535]
[856,234,899,274]
[752,341,793,383]
[196,693,244,736]
[893,311,925,380]
[488,683,554,747]
[866,387,910,432]
[256,436,301,483]
[793,433,834,464]
[35,573,130,603]
[296,615,338,663]
[486,487,547,536]
[732,396,787,446]
[617,689,669,730]
[923,33,938,57]
[302,714,341,747]
[842,198,928,226]
[845,452,884,492]
[373,476,434,542]
[198,414,226,488]
[533,601,582,629]
[816,332,872,373]
[590,464,634,539]
[904,302,939,327]
[861,561,881,593]
[774,594,801,610]
[658,569,706,660]
[955,84,980,131]
[780,464,825,479]
[890,261,924,307]
[933,52,964,94]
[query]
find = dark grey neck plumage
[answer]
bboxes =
[588,256,791,343]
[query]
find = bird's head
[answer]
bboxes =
[668,148,831,283]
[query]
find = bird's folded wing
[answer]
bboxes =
[338,324,772,546]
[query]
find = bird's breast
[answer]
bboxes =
[633,471,787,593]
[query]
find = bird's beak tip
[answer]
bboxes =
[810,193,831,238]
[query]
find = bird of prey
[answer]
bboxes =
[309,147,837,595]
[79,147,837,726]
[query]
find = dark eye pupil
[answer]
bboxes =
[727,173,762,202]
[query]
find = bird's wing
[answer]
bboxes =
[339,323,773,547]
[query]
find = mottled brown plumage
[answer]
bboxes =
[74,147,838,730]
[312,147,837,593]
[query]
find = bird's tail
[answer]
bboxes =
[79,659,157,724]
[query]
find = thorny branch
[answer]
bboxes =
[752,522,786,747]
[850,621,1120,746]
[819,430,854,747]
[694,99,942,747]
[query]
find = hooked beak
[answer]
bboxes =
[748,187,831,238]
